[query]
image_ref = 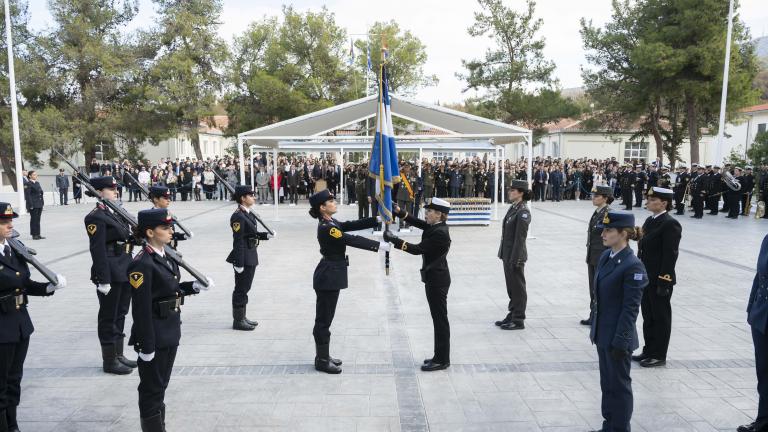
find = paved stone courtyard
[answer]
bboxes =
[11,198,766,431]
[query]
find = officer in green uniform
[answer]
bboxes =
[582,185,613,326]
[496,180,532,330]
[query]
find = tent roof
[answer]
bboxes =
[238,94,530,147]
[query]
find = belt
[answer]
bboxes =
[322,255,347,262]
[107,241,132,255]
[0,293,26,312]
[153,296,184,318]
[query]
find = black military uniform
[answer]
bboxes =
[707,166,723,215]
[634,188,682,368]
[620,167,635,211]
[0,203,62,432]
[690,167,707,218]
[743,168,756,216]
[310,189,381,374]
[23,179,44,240]
[725,169,743,219]
[149,186,188,248]
[673,167,690,215]
[385,198,452,371]
[496,180,531,330]
[658,167,671,189]
[583,186,613,326]
[226,185,270,331]
[128,209,205,432]
[634,167,647,207]
[84,176,136,375]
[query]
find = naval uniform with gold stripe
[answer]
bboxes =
[128,245,199,421]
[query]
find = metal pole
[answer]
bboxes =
[715,0,734,165]
[340,147,345,205]
[249,146,255,191]
[5,0,25,214]
[493,146,499,220]
[527,133,535,239]
[501,147,506,206]
[272,147,279,221]
[238,138,246,185]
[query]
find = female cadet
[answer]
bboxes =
[589,210,647,432]
[496,179,532,330]
[128,209,212,432]
[582,185,614,326]
[384,198,452,371]
[308,189,389,374]
[633,187,682,368]
[84,176,137,375]
[739,234,768,432]
[226,185,270,331]
[0,202,65,431]
[149,186,189,249]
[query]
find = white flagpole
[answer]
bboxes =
[4,0,25,214]
[714,0,734,165]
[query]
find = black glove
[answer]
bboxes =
[172,232,187,242]
[383,229,398,243]
[610,346,628,361]
[392,205,406,218]
[656,284,672,297]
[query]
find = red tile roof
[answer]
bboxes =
[742,103,768,114]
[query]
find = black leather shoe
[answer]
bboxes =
[421,360,450,372]
[242,305,259,327]
[233,307,256,331]
[639,358,666,368]
[737,422,756,432]
[580,317,592,326]
[314,344,342,374]
[500,321,525,330]
[495,312,513,327]
[424,358,433,365]
[116,337,137,368]
[32,235,45,240]
[631,353,647,362]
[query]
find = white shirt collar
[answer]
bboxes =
[0,238,7,255]
[150,244,165,257]
[652,211,667,219]
[240,204,251,212]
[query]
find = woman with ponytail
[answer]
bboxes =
[589,210,647,432]
[496,180,532,330]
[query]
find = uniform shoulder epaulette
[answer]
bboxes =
[133,249,146,261]
[97,203,106,210]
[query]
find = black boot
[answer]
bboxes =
[243,305,259,327]
[101,344,133,375]
[116,337,137,368]
[6,406,19,432]
[314,344,342,374]
[140,412,164,432]
[233,307,256,331]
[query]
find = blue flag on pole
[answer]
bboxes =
[368,61,400,223]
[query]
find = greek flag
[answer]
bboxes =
[366,42,372,71]
[368,61,400,223]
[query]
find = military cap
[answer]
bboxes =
[598,210,635,229]
[648,187,674,201]
[0,202,18,219]
[592,185,613,197]
[309,189,334,207]
[92,176,117,190]
[232,185,255,202]
[424,197,451,214]
[713,165,721,169]
[138,208,175,230]
[149,186,170,199]
[509,180,529,191]
[746,166,754,170]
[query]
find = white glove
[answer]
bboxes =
[267,233,274,239]
[193,275,214,291]
[188,231,195,238]
[378,241,391,252]
[46,274,67,293]
[96,283,111,295]
[234,266,244,273]
[138,351,155,362]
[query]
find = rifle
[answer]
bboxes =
[122,170,194,239]
[55,150,210,287]
[207,165,276,236]
[8,230,59,285]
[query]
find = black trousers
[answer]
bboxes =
[597,345,633,432]
[289,185,298,204]
[707,195,719,214]
[232,265,256,308]
[0,337,29,429]
[97,282,131,344]
[358,203,369,219]
[640,284,673,360]
[503,261,527,321]
[587,263,597,309]
[692,195,704,217]
[137,346,177,418]
[622,190,633,210]
[634,188,643,207]
[59,188,68,205]
[674,194,685,214]
[29,208,42,237]
[753,326,768,428]
[425,284,450,363]
[727,193,741,217]
[313,290,340,345]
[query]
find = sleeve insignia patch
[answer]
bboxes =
[129,272,144,289]
[87,224,97,235]
[232,222,241,232]
[329,228,342,239]
[634,273,644,281]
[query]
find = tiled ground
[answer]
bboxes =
[12,197,764,431]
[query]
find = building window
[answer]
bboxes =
[553,141,561,157]
[623,141,648,162]
[431,151,454,161]
[758,123,767,135]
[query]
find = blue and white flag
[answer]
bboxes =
[366,42,372,71]
[348,39,355,66]
[368,59,400,223]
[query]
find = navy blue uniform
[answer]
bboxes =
[748,235,768,430]
[590,247,648,432]
[225,207,269,308]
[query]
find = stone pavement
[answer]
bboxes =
[11,198,765,431]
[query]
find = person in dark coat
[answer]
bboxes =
[308,189,388,374]
[84,176,137,375]
[496,180,532,330]
[589,210,647,432]
[739,234,768,432]
[385,198,452,372]
[225,186,270,331]
[673,165,690,215]
[23,171,45,240]
[0,202,65,432]
[690,166,707,218]
[128,209,212,432]
[55,169,70,205]
[633,187,682,368]
[742,166,756,216]
[582,185,613,326]
[634,165,646,207]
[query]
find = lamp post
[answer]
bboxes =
[714,0,734,165]
[4,0,25,213]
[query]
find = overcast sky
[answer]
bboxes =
[26,0,768,104]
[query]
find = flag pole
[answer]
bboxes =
[4,0,25,214]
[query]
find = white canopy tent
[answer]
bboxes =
[237,93,533,221]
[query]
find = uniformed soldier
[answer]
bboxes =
[396,166,415,229]
[743,167,756,216]
[725,167,743,219]
[634,165,646,207]
[384,199,452,371]
[739,234,768,432]
[84,176,137,375]
[355,171,369,219]
[633,187,682,368]
[582,185,613,326]
[495,180,531,330]
[149,186,189,249]
[690,166,707,219]
[128,209,212,432]
[309,189,388,374]
[708,165,723,215]
[226,185,270,331]
[620,166,635,211]
[589,210,647,432]
[673,165,690,215]
[658,166,671,189]
[0,203,65,432]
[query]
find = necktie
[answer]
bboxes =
[3,244,10,258]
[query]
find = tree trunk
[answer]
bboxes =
[0,155,18,192]
[649,102,665,165]
[190,120,203,160]
[685,93,700,165]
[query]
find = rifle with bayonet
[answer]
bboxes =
[208,164,276,236]
[55,150,210,287]
[8,230,59,285]
[122,170,194,239]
